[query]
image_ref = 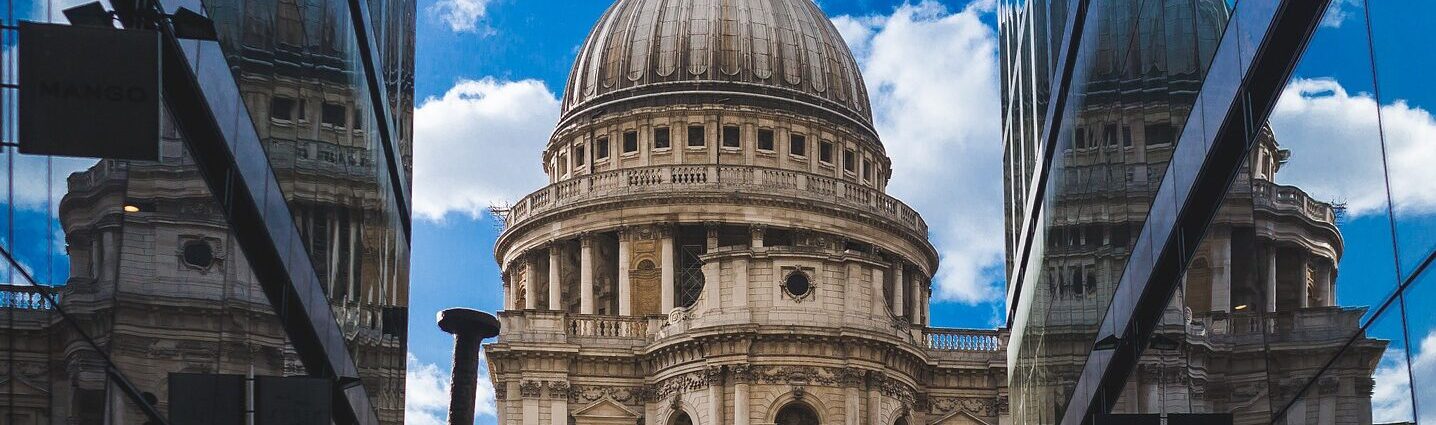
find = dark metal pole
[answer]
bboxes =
[437,308,500,425]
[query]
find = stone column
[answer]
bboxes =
[733,365,752,425]
[871,267,886,318]
[549,382,569,425]
[750,225,765,248]
[706,367,724,425]
[618,230,632,316]
[706,222,720,250]
[734,257,750,311]
[580,235,595,314]
[844,369,862,425]
[1267,248,1278,313]
[892,261,905,318]
[1299,252,1311,309]
[909,273,922,326]
[867,372,883,425]
[661,227,676,312]
[549,243,563,311]
[1212,234,1232,312]
[524,254,538,309]
[521,381,541,425]
[503,272,514,311]
[1326,265,1337,307]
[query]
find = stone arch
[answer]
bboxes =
[662,398,702,425]
[763,388,830,425]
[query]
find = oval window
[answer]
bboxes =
[182,240,214,269]
[784,271,811,298]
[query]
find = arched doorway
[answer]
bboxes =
[669,410,693,425]
[774,402,820,425]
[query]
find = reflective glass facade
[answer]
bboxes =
[0,0,412,420]
[1003,0,1435,424]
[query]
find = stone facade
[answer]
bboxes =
[485,1,1007,424]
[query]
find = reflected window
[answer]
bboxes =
[1145,123,1174,146]
[758,128,775,151]
[774,402,819,425]
[321,103,346,128]
[277,0,302,46]
[270,97,295,121]
[790,134,806,156]
[654,127,671,149]
[182,240,215,269]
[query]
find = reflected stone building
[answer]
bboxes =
[0,0,412,421]
[485,0,1008,424]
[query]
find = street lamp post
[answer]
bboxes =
[437,308,501,425]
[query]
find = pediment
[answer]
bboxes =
[929,409,991,425]
[572,397,640,420]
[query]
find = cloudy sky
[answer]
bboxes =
[400,0,1436,424]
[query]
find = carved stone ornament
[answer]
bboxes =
[732,364,755,384]
[548,380,571,398]
[572,385,642,403]
[519,380,544,398]
[494,383,508,401]
[705,365,725,386]
[792,385,806,400]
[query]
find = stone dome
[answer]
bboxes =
[561,0,874,133]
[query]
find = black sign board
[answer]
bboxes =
[19,21,160,160]
[1094,413,1160,425]
[255,375,332,425]
[1168,413,1234,425]
[168,373,245,425]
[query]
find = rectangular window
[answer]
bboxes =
[1121,125,1132,147]
[722,125,740,148]
[623,131,638,153]
[758,128,775,151]
[296,99,307,121]
[270,97,295,121]
[654,127,671,149]
[1074,127,1086,148]
[1103,123,1117,146]
[595,138,609,159]
[321,103,346,128]
[789,134,806,156]
[575,143,587,163]
[352,110,363,130]
[819,140,834,163]
[862,159,872,181]
[688,125,705,147]
[843,149,856,172]
[1144,123,1174,145]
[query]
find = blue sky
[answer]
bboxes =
[399,0,1436,424]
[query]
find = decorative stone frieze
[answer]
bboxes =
[519,380,544,398]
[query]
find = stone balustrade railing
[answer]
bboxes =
[1189,306,1365,345]
[503,164,928,237]
[566,314,650,338]
[1252,179,1336,226]
[0,284,59,311]
[923,328,1004,352]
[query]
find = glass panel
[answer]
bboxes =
[1272,297,1413,425]
[1403,269,1436,423]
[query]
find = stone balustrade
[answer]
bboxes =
[1252,179,1337,226]
[1190,306,1367,346]
[923,327,1005,352]
[566,314,650,338]
[502,164,928,237]
[0,284,59,311]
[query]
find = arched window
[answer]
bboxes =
[670,411,693,425]
[774,403,820,425]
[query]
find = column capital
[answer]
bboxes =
[579,232,594,247]
[731,363,755,384]
[615,225,629,240]
[705,365,725,386]
[749,224,767,236]
[547,380,571,399]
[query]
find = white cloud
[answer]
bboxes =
[1370,330,1436,424]
[405,352,496,425]
[833,1,1004,304]
[412,78,557,221]
[1267,78,1436,217]
[1320,0,1359,28]
[428,0,494,34]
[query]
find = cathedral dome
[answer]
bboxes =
[561,0,873,133]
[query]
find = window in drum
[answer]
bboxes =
[688,125,706,147]
[819,140,833,163]
[758,128,775,151]
[623,131,638,153]
[843,149,856,172]
[789,134,806,156]
[574,143,587,164]
[722,125,740,148]
[654,127,671,149]
[321,103,346,128]
[863,159,872,181]
[270,97,295,121]
[596,138,609,159]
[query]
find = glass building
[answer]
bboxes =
[0,0,412,420]
[1002,0,1436,424]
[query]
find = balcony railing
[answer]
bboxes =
[502,164,928,237]
[566,314,650,338]
[0,284,59,311]
[923,327,1004,352]
[1252,179,1336,226]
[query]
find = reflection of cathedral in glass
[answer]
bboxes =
[0,0,412,421]
[1001,1,1382,424]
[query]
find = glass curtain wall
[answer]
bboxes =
[0,0,412,419]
